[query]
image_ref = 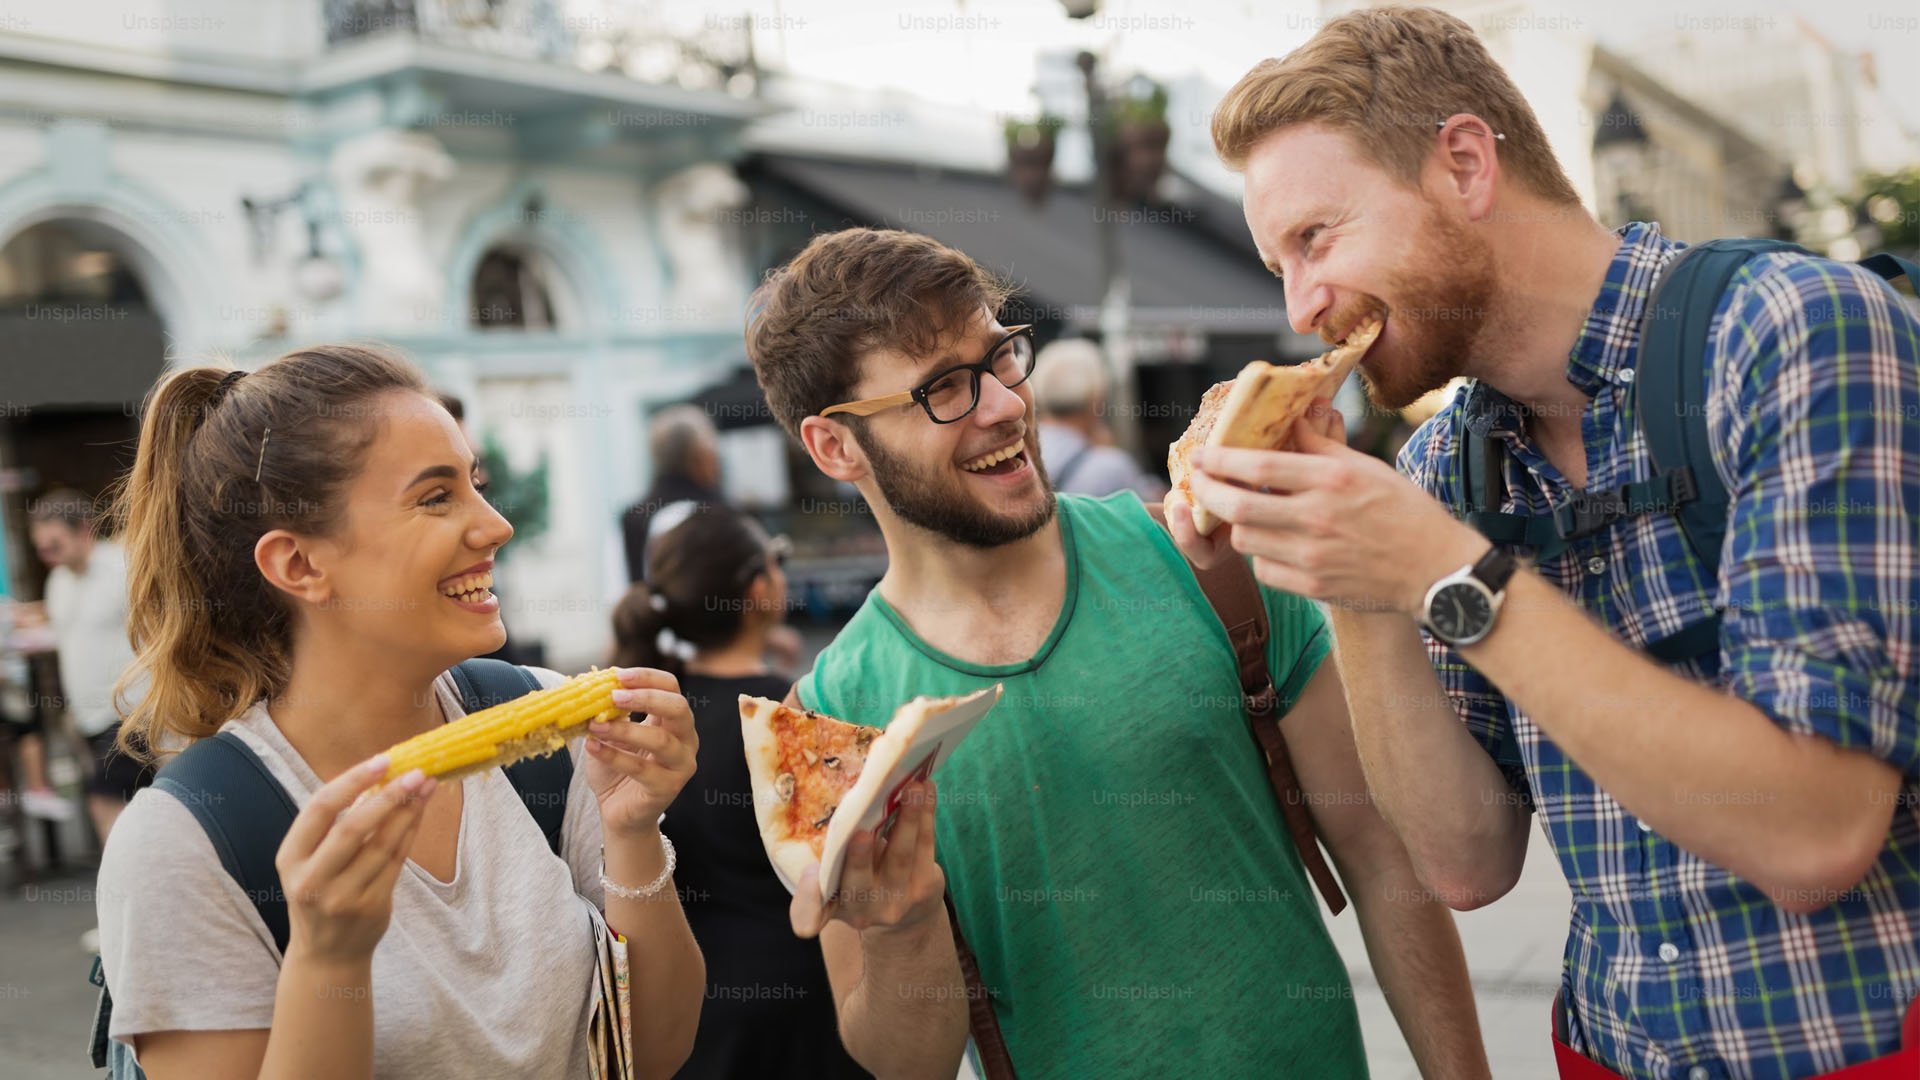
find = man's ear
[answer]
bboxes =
[255,529,332,607]
[1430,112,1501,222]
[799,415,870,485]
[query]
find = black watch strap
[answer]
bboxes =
[1469,545,1518,593]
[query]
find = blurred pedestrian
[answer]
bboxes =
[1027,338,1166,500]
[3,596,71,824]
[610,506,866,1080]
[621,405,723,583]
[27,488,148,846]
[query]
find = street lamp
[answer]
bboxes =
[1001,0,1170,458]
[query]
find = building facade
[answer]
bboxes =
[0,0,770,666]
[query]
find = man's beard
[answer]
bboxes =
[1340,207,1496,411]
[857,424,1057,549]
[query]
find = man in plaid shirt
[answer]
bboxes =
[1173,7,1919,1078]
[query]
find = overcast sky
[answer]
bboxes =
[652,0,1920,140]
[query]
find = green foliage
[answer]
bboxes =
[479,434,549,556]
[1860,168,1920,255]
[1004,114,1066,147]
[1112,81,1170,127]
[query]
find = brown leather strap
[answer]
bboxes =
[783,681,1018,1078]
[948,893,1018,1080]
[1147,503,1348,915]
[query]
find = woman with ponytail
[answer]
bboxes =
[97,347,704,1079]
[610,507,867,1080]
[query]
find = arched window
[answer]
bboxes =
[470,245,558,330]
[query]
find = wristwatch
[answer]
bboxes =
[1421,545,1517,647]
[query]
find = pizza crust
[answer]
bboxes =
[1166,318,1381,535]
[739,694,818,891]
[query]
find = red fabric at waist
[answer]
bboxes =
[1551,994,1920,1080]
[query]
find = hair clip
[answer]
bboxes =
[255,427,271,482]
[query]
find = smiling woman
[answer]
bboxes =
[92,345,707,1080]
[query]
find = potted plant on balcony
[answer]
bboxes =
[1005,114,1066,206]
[1111,79,1170,203]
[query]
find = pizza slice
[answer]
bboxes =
[1166,317,1382,536]
[741,685,1002,899]
[740,696,879,892]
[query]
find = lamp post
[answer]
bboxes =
[1004,4,1170,456]
[1074,49,1143,457]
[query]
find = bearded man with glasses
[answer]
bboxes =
[744,226,1490,1079]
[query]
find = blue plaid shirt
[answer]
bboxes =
[1398,222,1920,1078]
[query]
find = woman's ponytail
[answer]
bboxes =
[609,582,681,679]
[110,368,258,758]
[107,347,427,760]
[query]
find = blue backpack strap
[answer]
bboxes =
[1859,253,1920,297]
[1635,237,1807,663]
[152,731,302,956]
[450,658,571,857]
[91,732,299,1073]
[1458,428,1569,561]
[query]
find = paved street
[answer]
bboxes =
[1,860,105,1080]
[1326,831,1572,1078]
[1,818,1573,1079]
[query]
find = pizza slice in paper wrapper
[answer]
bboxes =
[741,685,1003,902]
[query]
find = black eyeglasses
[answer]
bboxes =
[819,325,1038,424]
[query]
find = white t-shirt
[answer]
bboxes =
[44,540,140,736]
[96,667,611,1078]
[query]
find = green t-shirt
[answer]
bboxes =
[803,493,1367,1079]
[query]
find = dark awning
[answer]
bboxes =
[677,364,774,431]
[756,155,1316,351]
[1,309,167,409]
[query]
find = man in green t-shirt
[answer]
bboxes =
[746,227,1489,1078]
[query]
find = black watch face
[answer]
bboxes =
[1429,582,1494,642]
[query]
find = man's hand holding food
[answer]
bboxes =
[1170,397,1486,609]
[792,781,970,1080]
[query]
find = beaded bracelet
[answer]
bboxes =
[599,833,677,900]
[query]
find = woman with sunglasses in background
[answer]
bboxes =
[610,506,867,1079]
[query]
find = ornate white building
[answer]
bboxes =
[0,0,773,666]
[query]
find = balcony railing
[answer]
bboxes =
[325,0,572,62]
[323,0,759,93]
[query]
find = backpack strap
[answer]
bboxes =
[782,680,1019,1080]
[1460,430,1569,561]
[1048,440,1096,491]
[1146,501,1348,915]
[1634,238,1806,663]
[450,659,567,856]
[1860,253,1920,297]
[153,731,302,956]
[92,731,298,1072]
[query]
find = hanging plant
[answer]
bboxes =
[1005,114,1066,206]
[1110,81,1171,203]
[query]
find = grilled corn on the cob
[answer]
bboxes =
[383,668,625,782]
